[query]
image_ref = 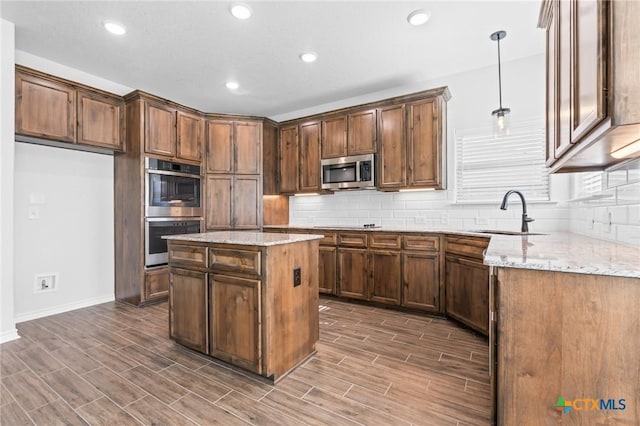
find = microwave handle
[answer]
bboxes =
[356,161,361,182]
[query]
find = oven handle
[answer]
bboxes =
[145,169,202,180]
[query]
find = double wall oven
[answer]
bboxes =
[144,158,203,267]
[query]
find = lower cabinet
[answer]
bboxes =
[403,251,440,313]
[337,248,368,300]
[145,267,170,302]
[445,255,489,335]
[369,250,402,305]
[319,246,337,295]
[209,274,261,374]
[168,267,208,353]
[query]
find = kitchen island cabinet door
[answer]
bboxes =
[176,110,204,162]
[319,245,337,295]
[169,268,208,354]
[337,248,368,300]
[369,250,401,305]
[209,274,262,374]
[403,251,440,313]
[445,255,489,335]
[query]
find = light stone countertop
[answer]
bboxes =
[263,225,640,278]
[163,231,323,247]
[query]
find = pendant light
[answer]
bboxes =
[490,30,510,135]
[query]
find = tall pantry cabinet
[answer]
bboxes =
[204,117,263,230]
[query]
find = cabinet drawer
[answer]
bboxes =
[369,233,401,249]
[317,232,337,245]
[168,243,207,268]
[338,233,368,247]
[403,235,440,252]
[445,236,489,259]
[209,248,261,276]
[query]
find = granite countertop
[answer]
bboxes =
[163,231,323,247]
[263,225,640,278]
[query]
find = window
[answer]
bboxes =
[455,120,549,203]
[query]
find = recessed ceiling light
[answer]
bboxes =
[300,52,318,63]
[103,21,126,35]
[407,9,430,26]
[225,81,240,90]
[230,3,252,20]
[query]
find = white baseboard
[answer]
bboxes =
[0,328,20,344]
[14,294,115,324]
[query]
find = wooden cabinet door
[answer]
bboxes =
[262,120,279,195]
[278,125,299,193]
[319,246,337,295]
[445,256,489,335]
[77,90,123,151]
[235,121,262,175]
[205,175,232,230]
[15,71,76,143]
[176,110,203,162]
[556,0,573,157]
[145,101,176,157]
[299,121,321,192]
[234,175,261,229]
[321,115,348,158]
[169,267,208,353]
[206,120,233,174]
[378,104,406,189]
[545,1,558,166]
[337,248,368,300]
[570,0,607,142]
[209,274,261,374]
[347,109,376,155]
[369,250,401,305]
[403,252,440,313]
[407,98,442,188]
[145,267,169,302]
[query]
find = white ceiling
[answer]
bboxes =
[1,1,545,120]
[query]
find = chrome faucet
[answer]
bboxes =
[500,190,535,233]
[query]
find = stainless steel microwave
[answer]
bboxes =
[321,154,376,190]
[145,157,202,217]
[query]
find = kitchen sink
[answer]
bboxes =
[471,230,547,236]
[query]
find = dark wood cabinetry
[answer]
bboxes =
[407,98,445,188]
[321,115,348,158]
[445,235,490,335]
[348,109,377,155]
[15,66,124,152]
[402,235,442,313]
[144,99,203,162]
[262,119,280,195]
[337,247,368,300]
[539,0,640,172]
[277,122,320,194]
[319,245,337,295]
[378,104,406,189]
[167,237,320,383]
[77,90,123,151]
[177,110,204,162]
[205,117,262,230]
[169,267,208,353]
[369,250,402,305]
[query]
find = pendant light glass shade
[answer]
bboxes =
[491,30,510,135]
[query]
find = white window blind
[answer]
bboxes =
[455,121,549,203]
[573,171,603,198]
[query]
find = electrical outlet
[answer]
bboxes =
[293,267,301,287]
[28,206,40,220]
[34,273,58,293]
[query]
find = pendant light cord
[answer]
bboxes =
[497,34,503,110]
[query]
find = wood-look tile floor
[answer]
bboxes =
[0,297,491,426]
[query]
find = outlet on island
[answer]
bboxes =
[293,267,301,287]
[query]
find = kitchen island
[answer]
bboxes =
[163,231,322,383]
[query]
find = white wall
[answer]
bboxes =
[288,54,571,232]
[13,144,115,321]
[1,19,18,343]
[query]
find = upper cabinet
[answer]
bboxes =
[539,0,640,172]
[320,111,376,159]
[15,66,123,152]
[144,98,203,162]
[277,122,321,194]
[378,89,449,191]
[205,119,262,174]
